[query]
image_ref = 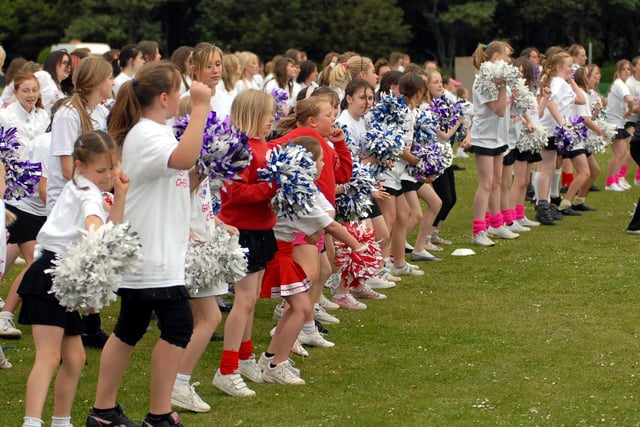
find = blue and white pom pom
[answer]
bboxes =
[0,126,42,201]
[414,109,439,145]
[408,141,453,181]
[517,126,549,153]
[335,160,377,222]
[554,116,588,154]
[184,226,248,296]
[258,143,317,219]
[364,93,411,174]
[47,222,142,313]
[175,112,252,187]
[271,88,290,121]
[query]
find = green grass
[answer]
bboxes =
[3,152,640,426]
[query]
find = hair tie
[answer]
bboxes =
[342,62,349,70]
[132,78,138,87]
[483,44,489,50]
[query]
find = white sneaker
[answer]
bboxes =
[0,297,4,310]
[237,354,264,383]
[0,312,22,338]
[619,177,632,189]
[507,222,530,233]
[258,353,301,377]
[634,178,640,187]
[518,217,540,227]
[291,339,309,357]
[171,381,210,412]
[324,273,340,289]
[605,183,624,192]
[365,275,396,289]
[351,285,387,300]
[298,328,335,348]
[487,225,520,239]
[455,147,469,158]
[389,263,424,276]
[272,301,285,319]
[331,293,367,310]
[14,257,25,265]
[314,305,340,325]
[319,294,340,310]
[212,369,256,397]
[0,347,11,369]
[262,360,306,385]
[378,268,401,283]
[472,230,495,247]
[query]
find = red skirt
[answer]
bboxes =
[260,240,311,299]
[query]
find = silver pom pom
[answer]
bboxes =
[517,126,549,153]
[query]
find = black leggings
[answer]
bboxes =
[432,166,456,226]
[630,137,640,166]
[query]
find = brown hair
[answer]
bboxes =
[72,130,117,186]
[138,40,160,62]
[276,96,329,135]
[108,61,181,147]
[13,72,44,110]
[613,59,631,81]
[539,51,570,89]
[290,136,322,161]
[472,41,513,69]
[230,89,274,138]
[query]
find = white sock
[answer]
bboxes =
[175,373,191,387]
[302,321,315,334]
[551,168,561,197]
[0,311,14,320]
[23,417,43,427]
[532,171,540,201]
[51,416,72,427]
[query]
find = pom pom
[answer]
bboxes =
[335,160,377,222]
[475,60,531,114]
[408,141,453,181]
[585,118,616,154]
[258,143,317,219]
[334,222,383,288]
[426,96,461,132]
[516,126,549,153]
[554,116,588,154]
[364,93,411,174]
[47,222,142,313]
[184,226,248,296]
[511,80,535,116]
[174,112,252,187]
[270,88,289,121]
[413,109,439,145]
[0,126,42,201]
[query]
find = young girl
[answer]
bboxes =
[36,50,72,113]
[537,50,586,223]
[19,130,128,427]
[328,54,378,101]
[0,72,50,340]
[469,41,514,246]
[260,136,366,383]
[214,53,239,116]
[113,44,145,97]
[46,56,114,348]
[187,43,225,118]
[605,59,638,191]
[235,51,261,93]
[87,62,211,427]
[170,45,194,94]
[263,56,299,114]
[138,40,162,63]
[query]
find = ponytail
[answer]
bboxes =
[472,41,513,69]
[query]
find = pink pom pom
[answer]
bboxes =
[334,222,382,288]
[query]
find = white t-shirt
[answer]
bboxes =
[46,103,109,212]
[607,78,632,128]
[37,175,107,257]
[235,78,260,94]
[273,192,334,242]
[626,75,640,122]
[336,109,367,159]
[1,82,15,106]
[540,77,576,129]
[121,118,190,289]
[190,178,216,241]
[35,70,63,114]
[471,78,510,149]
[212,81,235,119]
[8,132,50,216]
[263,79,296,113]
[0,102,49,149]
[113,72,132,97]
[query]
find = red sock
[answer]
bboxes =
[239,340,253,361]
[606,175,616,186]
[219,350,239,375]
[473,219,486,236]
[516,205,526,220]
[502,210,513,225]
[619,165,629,179]
[488,212,503,228]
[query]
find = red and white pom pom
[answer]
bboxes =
[334,222,382,288]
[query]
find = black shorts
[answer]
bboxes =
[468,145,508,156]
[502,149,516,166]
[400,180,422,193]
[624,121,636,131]
[561,148,589,159]
[513,148,542,163]
[238,229,278,273]
[615,128,631,139]
[18,250,83,335]
[367,199,383,219]
[382,186,403,197]
[544,136,558,151]
[6,204,46,244]
[113,286,193,348]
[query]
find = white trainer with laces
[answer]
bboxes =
[0,312,22,338]
[518,217,540,227]
[291,339,309,357]
[351,285,387,300]
[171,381,210,412]
[487,225,520,239]
[389,263,424,276]
[319,293,340,310]
[365,275,396,289]
[0,347,11,369]
[378,268,401,283]
[314,305,340,324]
[619,177,632,189]
[237,354,264,383]
[507,222,530,233]
[605,183,624,192]
[332,293,367,309]
[212,369,256,397]
[272,302,285,319]
[472,230,495,247]
[258,353,300,377]
[298,328,335,348]
[262,360,306,385]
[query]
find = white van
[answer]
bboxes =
[50,42,112,55]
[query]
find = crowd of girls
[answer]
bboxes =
[0,40,638,426]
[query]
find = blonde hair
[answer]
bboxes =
[238,51,258,81]
[64,56,113,132]
[191,42,223,84]
[328,55,373,89]
[230,89,274,138]
[222,53,240,92]
[0,46,6,76]
[472,41,513,69]
[177,95,193,118]
[276,96,330,135]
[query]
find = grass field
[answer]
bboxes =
[3,153,640,426]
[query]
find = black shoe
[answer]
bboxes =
[548,204,563,220]
[210,332,224,342]
[589,185,601,192]
[535,202,555,225]
[560,186,569,194]
[82,329,109,349]
[142,412,183,427]
[451,164,465,171]
[550,196,562,206]
[218,301,233,312]
[315,320,329,335]
[559,207,581,216]
[572,203,596,212]
[87,403,140,427]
